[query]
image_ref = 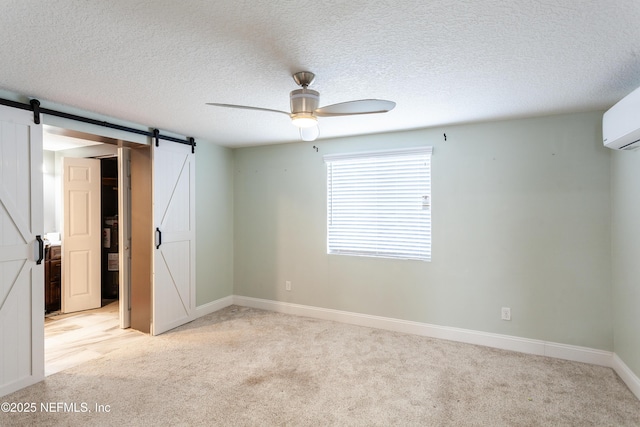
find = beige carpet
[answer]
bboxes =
[2,305,639,426]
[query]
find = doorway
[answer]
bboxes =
[43,131,121,313]
[42,125,152,372]
[42,126,144,325]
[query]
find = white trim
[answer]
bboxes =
[544,342,613,366]
[195,295,235,318]
[197,295,640,400]
[323,146,433,163]
[612,353,640,400]
[232,296,613,367]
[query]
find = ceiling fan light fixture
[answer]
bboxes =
[291,113,318,128]
[299,125,319,142]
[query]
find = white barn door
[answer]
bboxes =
[0,105,44,397]
[152,141,195,335]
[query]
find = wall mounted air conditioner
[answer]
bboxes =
[603,86,640,150]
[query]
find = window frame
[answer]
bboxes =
[324,146,433,262]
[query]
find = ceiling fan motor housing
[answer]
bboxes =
[290,88,319,115]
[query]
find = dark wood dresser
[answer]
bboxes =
[45,245,61,314]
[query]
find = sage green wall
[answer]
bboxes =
[196,142,234,305]
[611,150,640,376]
[234,112,613,350]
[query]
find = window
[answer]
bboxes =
[324,146,432,261]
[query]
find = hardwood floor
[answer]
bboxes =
[44,300,148,376]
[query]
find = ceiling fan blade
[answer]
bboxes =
[299,125,320,142]
[206,103,290,116]
[314,99,396,117]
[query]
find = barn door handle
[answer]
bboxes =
[35,235,44,265]
[155,228,162,249]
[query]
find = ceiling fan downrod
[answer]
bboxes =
[292,71,315,88]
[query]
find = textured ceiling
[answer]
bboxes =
[1,0,640,147]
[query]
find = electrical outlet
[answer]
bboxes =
[501,307,511,321]
[285,281,291,291]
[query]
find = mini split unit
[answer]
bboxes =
[603,86,640,150]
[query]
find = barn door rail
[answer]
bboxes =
[0,96,196,151]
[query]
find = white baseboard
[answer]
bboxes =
[195,295,234,318]
[198,295,638,401]
[232,296,613,367]
[612,353,640,400]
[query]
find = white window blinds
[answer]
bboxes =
[324,146,432,261]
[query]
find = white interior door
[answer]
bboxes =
[0,105,44,397]
[152,141,195,335]
[62,157,101,313]
[118,147,131,328]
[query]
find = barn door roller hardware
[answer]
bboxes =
[0,96,196,151]
[30,99,41,124]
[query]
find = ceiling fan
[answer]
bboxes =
[206,71,396,141]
